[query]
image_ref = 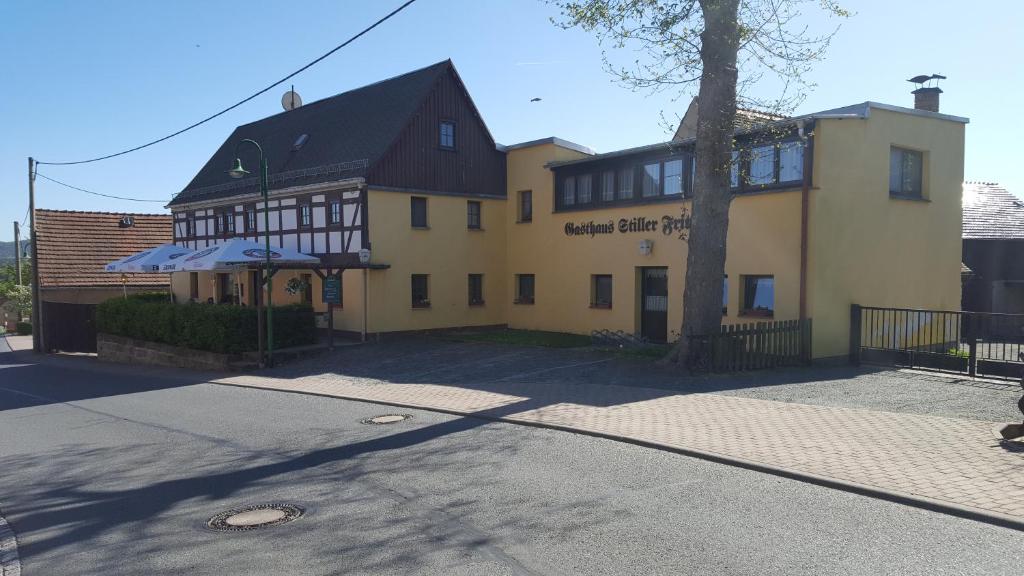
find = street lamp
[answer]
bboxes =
[228,139,274,367]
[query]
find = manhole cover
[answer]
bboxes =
[207,504,303,532]
[361,414,413,425]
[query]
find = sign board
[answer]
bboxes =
[323,275,342,305]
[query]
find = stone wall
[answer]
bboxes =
[97,333,257,371]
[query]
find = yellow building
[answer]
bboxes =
[168,62,967,361]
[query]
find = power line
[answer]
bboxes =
[35,0,419,166]
[35,172,169,203]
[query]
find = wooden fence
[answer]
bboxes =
[687,319,812,373]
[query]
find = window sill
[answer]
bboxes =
[411,225,431,230]
[516,219,533,224]
[469,301,485,307]
[412,303,431,309]
[513,299,535,305]
[889,194,929,202]
[468,227,484,232]
[739,310,774,318]
[590,303,612,310]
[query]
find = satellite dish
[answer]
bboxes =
[281,89,303,111]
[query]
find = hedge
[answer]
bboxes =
[15,322,32,335]
[96,294,315,353]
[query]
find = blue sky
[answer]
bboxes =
[2,0,1020,241]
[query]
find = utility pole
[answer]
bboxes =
[29,157,42,353]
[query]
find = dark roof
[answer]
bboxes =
[35,210,173,288]
[963,182,1024,240]
[169,60,453,207]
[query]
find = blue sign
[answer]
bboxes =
[323,275,342,305]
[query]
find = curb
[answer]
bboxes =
[0,509,21,576]
[212,380,1024,533]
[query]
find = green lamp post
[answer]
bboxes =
[228,139,274,367]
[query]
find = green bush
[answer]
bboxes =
[96,294,314,353]
[15,322,31,335]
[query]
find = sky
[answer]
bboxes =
[1,0,1021,242]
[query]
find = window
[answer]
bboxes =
[468,274,484,306]
[577,174,592,203]
[411,197,428,228]
[779,141,804,182]
[601,171,615,202]
[224,212,235,235]
[722,275,729,316]
[730,151,741,188]
[890,147,923,197]
[515,274,535,304]
[439,120,456,149]
[411,274,430,308]
[189,272,199,300]
[664,159,683,196]
[329,200,341,224]
[642,163,661,197]
[618,168,634,199]
[299,204,312,228]
[591,274,612,308]
[563,176,576,206]
[467,201,481,229]
[741,275,774,317]
[518,190,533,222]
[214,214,222,235]
[749,145,775,186]
[246,209,256,232]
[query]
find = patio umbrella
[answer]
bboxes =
[104,244,195,273]
[103,244,193,300]
[179,238,319,271]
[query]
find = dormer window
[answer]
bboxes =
[440,120,456,150]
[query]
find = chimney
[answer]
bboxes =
[913,86,942,113]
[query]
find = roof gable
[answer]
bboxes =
[35,210,173,288]
[170,60,453,206]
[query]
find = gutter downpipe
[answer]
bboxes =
[798,120,814,322]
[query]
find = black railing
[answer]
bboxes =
[688,319,811,373]
[851,305,1024,379]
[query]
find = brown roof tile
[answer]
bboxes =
[35,210,173,288]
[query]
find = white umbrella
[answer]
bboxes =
[179,238,319,271]
[104,244,195,273]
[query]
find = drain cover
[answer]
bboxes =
[207,504,303,532]
[361,414,413,425]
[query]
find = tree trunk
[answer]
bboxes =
[668,0,740,366]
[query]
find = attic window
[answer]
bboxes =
[292,133,310,151]
[119,216,134,228]
[439,121,455,150]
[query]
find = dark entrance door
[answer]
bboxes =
[640,267,668,342]
[41,301,97,353]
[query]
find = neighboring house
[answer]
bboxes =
[170,60,966,361]
[961,182,1024,315]
[34,209,172,351]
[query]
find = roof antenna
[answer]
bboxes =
[281,85,303,111]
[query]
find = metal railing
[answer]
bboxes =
[851,305,1024,379]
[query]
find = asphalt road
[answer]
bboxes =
[1,346,1022,575]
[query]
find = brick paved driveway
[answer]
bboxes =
[212,338,1024,528]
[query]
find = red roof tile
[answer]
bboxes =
[35,210,173,288]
